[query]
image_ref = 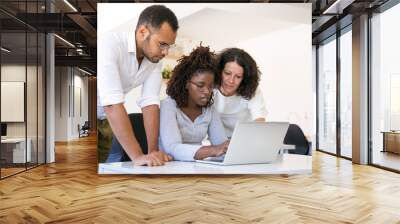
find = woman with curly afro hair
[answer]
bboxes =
[159,45,229,161]
[213,48,268,138]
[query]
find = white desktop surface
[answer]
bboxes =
[1,137,32,163]
[1,138,26,143]
[98,154,312,175]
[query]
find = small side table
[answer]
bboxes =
[381,131,400,154]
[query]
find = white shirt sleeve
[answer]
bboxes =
[137,63,162,108]
[248,88,268,120]
[97,33,125,106]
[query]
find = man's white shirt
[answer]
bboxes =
[97,29,162,118]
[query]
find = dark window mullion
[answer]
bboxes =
[336,29,341,157]
[316,45,320,150]
[25,0,28,171]
[44,31,47,164]
[367,11,373,165]
[0,29,2,179]
[36,0,39,167]
[44,0,48,165]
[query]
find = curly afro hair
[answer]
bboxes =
[166,45,217,108]
[215,48,261,100]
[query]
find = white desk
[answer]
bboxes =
[1,138,31,163]
[98,154,312,175]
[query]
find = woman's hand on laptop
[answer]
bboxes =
[214,140,230,157]
[194,140,230,160]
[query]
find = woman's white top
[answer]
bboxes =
[213,88,268,138]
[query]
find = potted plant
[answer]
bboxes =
[162,66,172,80]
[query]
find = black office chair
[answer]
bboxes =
[108,113,148,162]
[283,124,311,155]
[82,121,90,131]
[78,121,90,138]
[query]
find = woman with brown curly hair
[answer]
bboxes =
[159,45,229,161]
[214,48,268,138]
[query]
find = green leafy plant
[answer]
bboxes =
[162,66,172,80]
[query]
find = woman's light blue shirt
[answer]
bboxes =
[159,97,227,161]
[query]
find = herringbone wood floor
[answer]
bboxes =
[1,135,400,223]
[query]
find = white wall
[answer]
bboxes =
[55,67,89,141]
[237,24,313,137]
[1,82,24,123]
[72,73,89,138]
[55,67,68,141]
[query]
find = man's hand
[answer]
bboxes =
[133,151,173,166]
[152,150,173,162]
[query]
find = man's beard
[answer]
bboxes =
[144,52,160,63]
[143,36,160,63]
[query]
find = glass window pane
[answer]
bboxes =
[38,32,45,165]
[1,1,46,179]
[371,3,400,171]
[27,31,38,169]
[318,37,337,154]
[340,29,352,158]
[1,30,27,177]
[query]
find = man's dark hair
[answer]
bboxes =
[136,5,179,32]
[215,48,261,100]
[167,45,217,108]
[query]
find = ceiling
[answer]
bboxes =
[177,4,310,47]
[0,0,393,75]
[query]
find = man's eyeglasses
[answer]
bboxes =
[159,42,176,51]
[189,81,214,93]
[145,25,175,51]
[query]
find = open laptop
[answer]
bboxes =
[196,122,289,165]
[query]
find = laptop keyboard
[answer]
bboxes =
[204,154,225,162]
